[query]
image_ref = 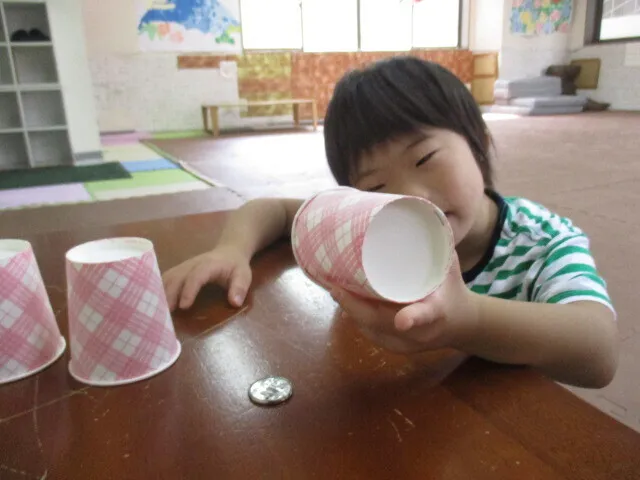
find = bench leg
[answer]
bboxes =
[211,107,220,138]
[202,106,210,134]
[293,104,300,128]
[311,101,318,131]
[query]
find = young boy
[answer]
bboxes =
[163,57,618,388]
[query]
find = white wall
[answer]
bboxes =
[81,0,239,133]
[48,0,101,156]
[499,0,572,79]
[469,0,503,52]
[570,0,640,110]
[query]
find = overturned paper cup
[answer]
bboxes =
[66,238,181,386]
[0,240,66,385]
[291,187,454,304]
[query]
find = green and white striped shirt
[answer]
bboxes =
[464,192,614,312]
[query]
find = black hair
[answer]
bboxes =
[324,56,494,188]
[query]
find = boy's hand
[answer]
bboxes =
[162,245,252,311]
[331,253,479,354]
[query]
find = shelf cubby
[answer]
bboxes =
[27,130,72,168]
[21,89,65,128]
[0,46,14,85]
[0,91,20,129]
[0,1,79,171]
[3,2,49,44]
[0,132,29,170]
[11,44,57,84]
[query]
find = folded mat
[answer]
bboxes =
[487,104,584,116]
[494,76,561,100]
[510,95,588,108]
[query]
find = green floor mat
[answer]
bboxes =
[84,170,199,196]
[151,130,207,140]
[0,163,131,190]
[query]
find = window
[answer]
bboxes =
[240,0,302,50]
[240,0,462,52]
[360,0,413,52]
[413,0,460,49]
[301,0,359,52]
[597,0,640,41]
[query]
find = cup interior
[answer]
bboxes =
[0,239,31,262]
[362,198,451,303]
[66,238,153,264]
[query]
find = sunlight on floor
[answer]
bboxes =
[482,112,522,121]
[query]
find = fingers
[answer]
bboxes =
[163,267,189,312]
[331,288,378,324]
[227,265,252,307]
[179,262,222,310]
[394,302,437,332]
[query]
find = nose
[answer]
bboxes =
[391,179,431,202]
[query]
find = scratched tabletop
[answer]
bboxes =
[1,211,639,480]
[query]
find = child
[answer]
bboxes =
[163,57,618,388]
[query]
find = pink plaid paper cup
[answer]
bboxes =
[65,238,181,387]
[0,240,66,385]
[291,187,454,304]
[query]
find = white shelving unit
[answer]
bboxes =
[0,0,72,170]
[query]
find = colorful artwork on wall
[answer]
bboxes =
[137,0,241,52]
[510,0,572,35]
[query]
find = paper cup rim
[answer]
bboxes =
[0,336,66,386]
[0,239,32,262]
[363,196,454,303]
[65,237,154,265]
[67,340,181,387]
[291,190,455,304]
[290,187,358,269]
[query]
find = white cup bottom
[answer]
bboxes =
[66,238,154,264]
[0,239,31,262]
[362,198,451,303]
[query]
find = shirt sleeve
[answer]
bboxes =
[530,233,615,314]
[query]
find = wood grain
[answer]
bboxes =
[0,212,639,479]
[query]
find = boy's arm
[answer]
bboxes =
[458,297,618,388]
[216,198,304,258]
[163,198,303,310]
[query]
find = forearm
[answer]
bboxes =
[457,295,619,388]
[217,198,303,259]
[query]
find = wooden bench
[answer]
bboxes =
[202,98,318,137]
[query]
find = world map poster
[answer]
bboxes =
[137,0,242,52]
[510,0,572,36]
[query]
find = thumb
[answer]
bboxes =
[228,264,252,307]
[394,301,437,332]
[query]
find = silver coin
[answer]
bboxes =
[248,376,293,406]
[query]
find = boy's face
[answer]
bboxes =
[352,127,486,246]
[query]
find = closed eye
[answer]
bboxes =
[367,184,385,192]
[416,150,438,167]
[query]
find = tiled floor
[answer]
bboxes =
[148,112,640,433]
[0,137,211,210]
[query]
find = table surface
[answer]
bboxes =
[1,211,639,480]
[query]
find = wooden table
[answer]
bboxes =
[1,212,639,480]
[201,99,318,137]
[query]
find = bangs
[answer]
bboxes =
[340,71,426,161]
[324,57,464,186]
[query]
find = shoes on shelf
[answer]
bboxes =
[10,28,51,42]
[10,29,30,42]
[29,29,50,41]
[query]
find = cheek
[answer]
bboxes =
[453,153,485,196]
[445,160,485,236]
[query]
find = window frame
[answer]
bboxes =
[588,0,640,45]
[240,0,464,54]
